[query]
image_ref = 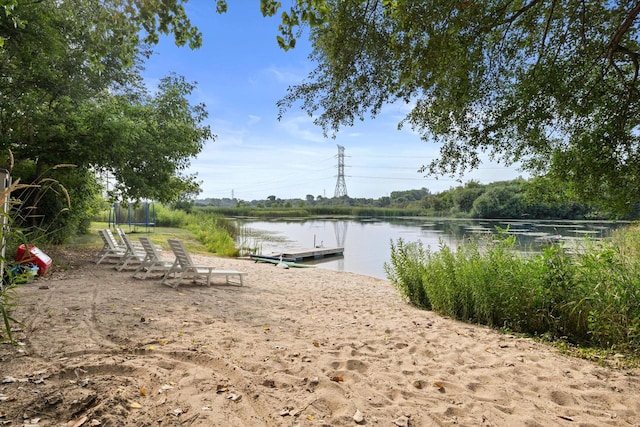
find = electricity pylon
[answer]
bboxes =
[334,144,348,198]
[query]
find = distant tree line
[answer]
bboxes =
[194,177,627,220]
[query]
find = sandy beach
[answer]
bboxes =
[1,246,639,426]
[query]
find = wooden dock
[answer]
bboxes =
[280,247,344,262]
[251,247,344,263]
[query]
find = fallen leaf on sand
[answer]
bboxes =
[393,415,410,427]
[227,393,242,402]
[139,386,147,396]
[433,381,445,391]
[330,376,344,382]
[128,401,142,409]
[66,416,87,427]
[158,384,173,394]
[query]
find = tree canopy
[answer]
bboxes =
[0,0,212,240]
[4,0,639,239]
[269,0,640,215]
[0,1,211,201]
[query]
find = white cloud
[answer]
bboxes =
[277,115,326,143]
[141,6,526,201]
[264,65,306,85]
[247,115,261,126]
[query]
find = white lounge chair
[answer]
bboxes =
[161,238,246,288]
[132,237,179,279]
[105,229,124,250]
[96,229,126,264]
[115,227,144,250]
[116,232,146,271]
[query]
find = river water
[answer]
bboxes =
[235,218,627,280]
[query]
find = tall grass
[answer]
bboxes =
[185,212,239,256]
[1,179,37,343]
[385,239,431,309]
[385,227,640,353]
[154,204,191,228]
[1,160,76,343]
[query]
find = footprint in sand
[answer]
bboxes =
[550,390,576,406]
[345,359,368,373]
[330,359,369,373]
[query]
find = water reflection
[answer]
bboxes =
[236,218,627,280]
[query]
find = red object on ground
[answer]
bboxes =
[15,244,52,275]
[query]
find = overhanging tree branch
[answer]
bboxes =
[607,2,640,84]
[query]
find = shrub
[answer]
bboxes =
[10,161,100,244]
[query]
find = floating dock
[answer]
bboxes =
[281,247,344,261]
[250,247,344,263]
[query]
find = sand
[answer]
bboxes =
[1,246,639,426]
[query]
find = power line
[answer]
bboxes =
[349,175,441,181]
[196,147,524,199]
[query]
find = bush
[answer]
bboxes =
[10,162,100,244]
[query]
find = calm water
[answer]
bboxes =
[236,218,626,280]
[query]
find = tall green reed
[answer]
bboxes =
[385,226,640,353]
[385,238,431,309]
[186,212,239,257]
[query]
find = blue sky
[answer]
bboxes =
[142,3,526,201]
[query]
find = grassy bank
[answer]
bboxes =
[90,204,240,257]
[80,222,210,255]
[385,226,640,358]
